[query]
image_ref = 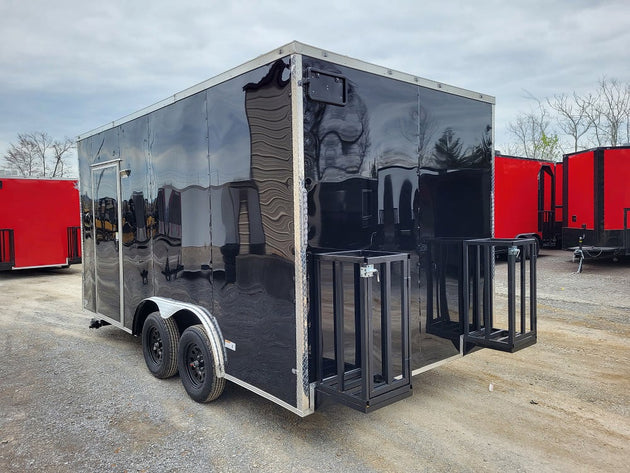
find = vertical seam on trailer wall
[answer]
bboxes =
[91,168,99,313]
[491,103,496,238]
[204,89,212,308]
[147,114,157,298]
[562,154,569,228]
[290,52,311,414]
[79,141,86,310]
[594,148,605,242]
[490,105,496,304]
[115,156,125,325]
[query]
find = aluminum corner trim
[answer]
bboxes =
[290,53,313,414]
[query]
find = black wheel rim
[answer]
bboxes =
[147,326,163,364]
[185,342,206,387]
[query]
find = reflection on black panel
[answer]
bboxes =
[303,57,492,371]
[92,165,121,322]
[208,58,297,405]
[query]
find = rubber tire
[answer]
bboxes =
[178,325,226,403]
[142,312,179,379]
[523,237,540,260]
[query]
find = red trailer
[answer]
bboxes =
[494,154,562,253]
[562,146,630,263]
[0,178,81,270]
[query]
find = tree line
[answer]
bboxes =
[1,132,75,178]
[502,77,630,161]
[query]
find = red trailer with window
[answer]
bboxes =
[494,154,562,253]
[562,146,630,262]
[0,177,81,270]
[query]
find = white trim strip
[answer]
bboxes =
[11,261,70,270]
[411,353,463,377]
[223,374,314,417]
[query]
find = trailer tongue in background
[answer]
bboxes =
[77,42,537,416]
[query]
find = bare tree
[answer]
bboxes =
[575,78,630,147]
[547,93,591,152]
[503,77,630,155]
[1,132,75,177]
[507,102,561,161]
[594,77,630,146]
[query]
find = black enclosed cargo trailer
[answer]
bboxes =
[78,42,536,416]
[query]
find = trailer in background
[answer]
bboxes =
[494,154,562,253]
[78,42,537,416]
[0,177,81,271]
[562,146,630,265]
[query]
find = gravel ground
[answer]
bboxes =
[0,249,628,472]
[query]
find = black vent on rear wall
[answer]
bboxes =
[304,67,347,106]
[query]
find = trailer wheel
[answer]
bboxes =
[142,312,179,379]
[516,235,540,260]
[523,237,540,260]
[178,325,226,403]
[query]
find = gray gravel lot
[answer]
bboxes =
[1,250,628,472]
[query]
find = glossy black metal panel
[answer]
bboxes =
[119,116,153,329]
[147,91,212,313]
[81,130,122,320]
[208,59,297,405]
[78,58,298,407]
[79,130,125,314]
[303,57,493,372]
[92,163,121,321]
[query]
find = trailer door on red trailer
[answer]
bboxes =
[494,156,541,239]
[538,164,556,244]
[566,151,595,231]
[554,162,563,224]
[495,155,558,244]
[604,148,630,231]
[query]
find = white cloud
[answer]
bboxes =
[1,0,629,165]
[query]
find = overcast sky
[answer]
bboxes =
[2,0,629,175]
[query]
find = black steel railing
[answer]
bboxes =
[462,238,537,352]
[313,250,411,412]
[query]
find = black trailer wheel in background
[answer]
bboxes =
[178,325,226,403]
[142,312,180,379]
[518,235,540,260]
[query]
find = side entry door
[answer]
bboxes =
[91,161,123,324]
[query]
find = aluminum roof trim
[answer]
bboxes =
[77,41,495,141]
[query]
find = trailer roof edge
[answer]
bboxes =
[563,144,630,158]
[77,40,495,141]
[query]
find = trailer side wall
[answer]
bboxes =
[0,178,80,269]
[79,58,299,406]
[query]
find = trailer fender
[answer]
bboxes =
[134,297,227,378]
